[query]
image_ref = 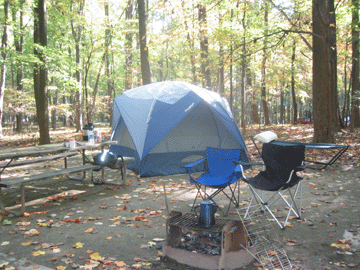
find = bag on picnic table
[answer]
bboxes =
[92,151,119,171]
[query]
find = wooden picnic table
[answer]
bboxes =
[0,140,132,216]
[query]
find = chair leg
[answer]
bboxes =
[248,182,303,229]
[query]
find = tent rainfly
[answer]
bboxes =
[110,81,249,177]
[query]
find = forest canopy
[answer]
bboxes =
[0,0,359,144]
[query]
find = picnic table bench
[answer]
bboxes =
[0,152,77,169]
[0,141,121,216]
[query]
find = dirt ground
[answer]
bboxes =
[0,126,360,270]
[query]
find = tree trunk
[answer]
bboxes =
[88,53,106,123]
[51,87,58,130]
[350,0,360,130]
[218,13,224,95]
[261,1,270,125]
[342,42,350,125]
[198,4,211,88]
[312,0,334,143]
[240,50,246,129]
[329,0,342,129]
[125,0,133,90]
[138,0,151,85]
[291,39,298,123]
[0,0,9,137]
[240,6,248,130]
[104,0,113,125]
[13,3,24,133]
[71,0,85,131]
[33,0,50,144]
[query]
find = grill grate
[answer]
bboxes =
[237,205,292,270]
[168,212,233,233]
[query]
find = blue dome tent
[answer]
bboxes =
[110,81,249,177]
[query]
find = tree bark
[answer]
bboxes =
[240,7,247,130]
[198,4,211,88]
[0,0,9,137]
[350,0,360,130]
[33,0,50,144]
[261,2,270,125]
[291,39,298,124]
[125,0,133,90]
[138,0,151,85]
[70,0,85,131]
[51,88,58,130]
[104,0,113,125]
[13,2,24,133]
[329,0,342,129]
[182,1,197,84]
[312,0,334,143]
[218,12,224,94]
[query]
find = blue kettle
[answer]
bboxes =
[195,200,218,228]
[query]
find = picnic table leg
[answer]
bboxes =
[64,152,87,181]
[0,164,22,216]
[20,184,25,215]
[0,187,22,217]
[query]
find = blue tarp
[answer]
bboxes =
[110,81,248,177]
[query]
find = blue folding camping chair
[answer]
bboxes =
[182,147,244,215]
[252,131,349,170]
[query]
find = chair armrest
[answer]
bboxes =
[181,158,206,169]
[233,161,264,167]
[233,161,264,180]
[294,164,306,172]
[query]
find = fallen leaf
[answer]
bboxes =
[268,250,278,256]
[115,261,126,267]
[132,263,143,269]
[73,242,83,249]
[2,219,12,225]
[331,243,351,249]
[32,250,46,256]
[90,252,105,261]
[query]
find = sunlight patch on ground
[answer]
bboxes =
[6,190,84,210]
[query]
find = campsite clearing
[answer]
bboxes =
[0,125,359,269]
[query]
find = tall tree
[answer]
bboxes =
[261,1,270,125]
[198,4,211,88]
[70,0,85,131]
[350,0,360,130]
[312,0,335,143]
[12,1,24,133]
[218,12,224,95]
[33,0,50,144]
[0,0,9,137]
[104,0,113,124]
[138,0,151,85]
[329,0,341,129]
[291,38,298,123]
[125,0,134,90]
[240,5,247,130]
[181,1,197,84]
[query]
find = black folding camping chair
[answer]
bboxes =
[235,142,306,229]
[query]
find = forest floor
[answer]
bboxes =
[0,124,360,270]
